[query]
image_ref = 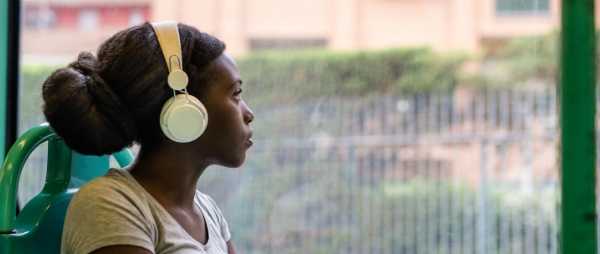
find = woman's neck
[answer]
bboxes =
[128,144,210,210]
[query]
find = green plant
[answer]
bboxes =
[238,48,466,109]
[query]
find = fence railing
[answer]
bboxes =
[201,87,560,254]
[18,87,562,254]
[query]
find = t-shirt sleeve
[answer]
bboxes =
[61,179,156,254]
[200,193,232,242]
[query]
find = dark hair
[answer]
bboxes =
[42,23,226,155]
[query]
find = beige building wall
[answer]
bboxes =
[152,0,569,56]
[360,1,448,50]
[27,0,598,60]
[245,0,329,38]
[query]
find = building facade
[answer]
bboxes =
[152,0,565,55]
[23,0,581,60]
[22,0,150,62]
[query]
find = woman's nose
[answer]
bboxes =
[242,100,254,124]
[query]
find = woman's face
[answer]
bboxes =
[194,53,254,168]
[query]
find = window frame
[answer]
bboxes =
[495,0,551,16]
[1,0,19,160]
[2,1,598,254]
[559,0,597,253]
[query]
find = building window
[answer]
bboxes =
[249,38,328,51]
[129,9,145,26]
[496,0,550,15]
[24,7,56,29]
[78,9,99,31]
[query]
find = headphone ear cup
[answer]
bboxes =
[160,94,208,143]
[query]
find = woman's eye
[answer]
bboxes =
[234,89,242,97]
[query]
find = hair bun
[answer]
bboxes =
[42,52,138,155]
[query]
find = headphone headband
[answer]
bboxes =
[150,21,189,90]
[151,21,208,143]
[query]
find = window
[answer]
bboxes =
[23,6,56,29]
[78,9,99,30]
[129,9,144,26]
[16,0,562,253]
[496,0,550,15]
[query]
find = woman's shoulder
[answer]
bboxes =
[194,191,225,221]
[62,169,158,254]
[75,169,139,199]
[69,169,151,215]
[195,191,218,210]
[194,191,232,243]
[64,168,157,235]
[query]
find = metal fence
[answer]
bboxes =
[18,87,560,254]
[201,87,560,254]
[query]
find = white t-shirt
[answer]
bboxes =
[61,169,231,254]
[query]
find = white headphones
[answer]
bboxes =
[151,21,208,143]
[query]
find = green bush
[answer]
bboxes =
[20,48,466,130]
[472,32,558,88]
[238,48,466,108]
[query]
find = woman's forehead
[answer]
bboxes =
[210,54,240,84]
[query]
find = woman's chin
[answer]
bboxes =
[219,154,246,168]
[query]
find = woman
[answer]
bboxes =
[42,22,254,254]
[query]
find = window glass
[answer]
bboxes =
[19,0,560,253]
[19,0,151,205]
[78,9,99,30]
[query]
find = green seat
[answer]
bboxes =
[0,124,134,254]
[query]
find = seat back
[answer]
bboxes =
[0,124,133,254]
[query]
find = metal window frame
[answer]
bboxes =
[0,0,597,253]
[560,0,597,253]
[1,0,20,215]
[0,0,20,160]
[0,0,7,158]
